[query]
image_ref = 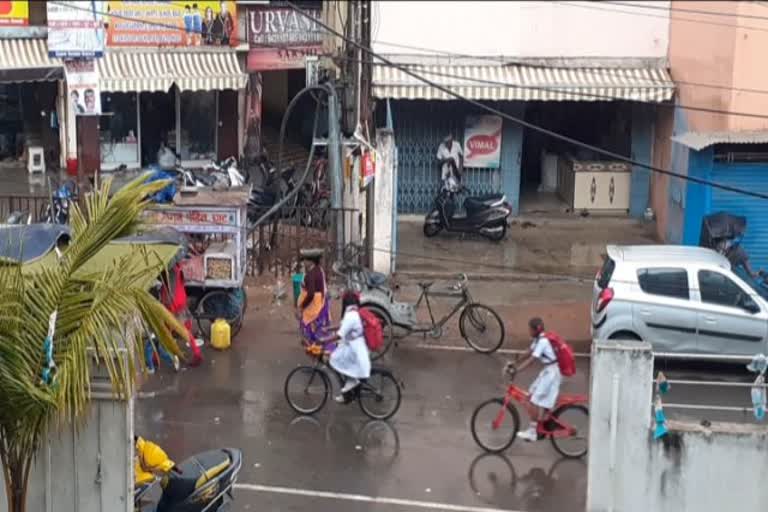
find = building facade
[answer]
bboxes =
[652,1,768,269]
[372,1,674,216]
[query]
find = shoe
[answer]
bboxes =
[517,429,538,442]
[334,394,346,403]
[146,367,156,375]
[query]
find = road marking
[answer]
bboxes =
[234,483,523,512]
[411,344,591,358]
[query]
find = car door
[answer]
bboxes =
[632,267,698,353]
[695,269,768,356]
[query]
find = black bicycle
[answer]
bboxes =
[284,342,402,420]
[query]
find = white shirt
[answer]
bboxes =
[530,334,557,365]
[436,141,463,180]
[337,308,364,344]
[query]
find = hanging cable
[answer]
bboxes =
[286,0,768,201]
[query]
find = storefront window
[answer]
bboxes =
[100,93,139,166]
[180,91,216,161]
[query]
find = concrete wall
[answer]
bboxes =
[0,381,133,512]
[668,0,768,132]
[373,128,395,273]
[373,1,670,59]
[588,340,768,511]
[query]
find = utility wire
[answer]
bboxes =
[285,0,768,202]
[59,1,768,98]
[339,56,768,121]
[606,1,768,22]
[557,0,768,34]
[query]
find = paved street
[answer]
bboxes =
[136,295,591,512]
[135,282,763,511]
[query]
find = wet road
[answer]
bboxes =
[136,303,591,512]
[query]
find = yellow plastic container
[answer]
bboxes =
[211,318,231,351]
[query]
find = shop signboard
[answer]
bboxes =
[462,115,503,169]
[65,60,102,116]
[105,1,237,47]
[143,208,237,228]
[246,6,323,71]
[0,1,28,26]
[47,1,105,58]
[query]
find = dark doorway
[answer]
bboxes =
[140,91,176,166]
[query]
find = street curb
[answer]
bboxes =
[394,270,591,284]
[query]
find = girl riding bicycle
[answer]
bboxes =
[513,317,562,442]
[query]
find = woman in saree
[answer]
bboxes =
[296,249,331,344]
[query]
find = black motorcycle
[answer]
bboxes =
[423,183,511,241]
[246,153,297,227]
[135,448,243,512]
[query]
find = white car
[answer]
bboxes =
[591,245,768,356]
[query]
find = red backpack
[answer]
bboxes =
[544,331,576,377]
[359,307,384,352]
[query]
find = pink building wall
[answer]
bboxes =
[651,1,768,241]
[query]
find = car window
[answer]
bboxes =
[637,268,689,299]
[698,270,748,309]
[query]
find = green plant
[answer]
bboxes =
[0,176,188,512]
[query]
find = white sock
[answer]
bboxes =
[529,421,537,433]
[341,378,359,393]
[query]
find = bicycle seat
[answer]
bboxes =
[366,271,388,287]
[418,281,434,290]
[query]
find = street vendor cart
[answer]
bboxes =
[142,187,250,340]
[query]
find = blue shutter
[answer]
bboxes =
[710,162,768,270]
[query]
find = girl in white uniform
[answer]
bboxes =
[327,291,371,402]
[514,317,562,441]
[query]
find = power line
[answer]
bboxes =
[338,56,768,121]
[557,0,768,34]
[286,0,768,202]
[606,1,768,22]
[58,0,768,99]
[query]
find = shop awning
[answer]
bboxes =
[672,131,768,151]
[98,50,247,93]
[373,63,674,102]
[0,39,63,83]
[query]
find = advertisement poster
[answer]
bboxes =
[65,60,102,116]
[246,6,323,71]
[47,1,105,58]
[463,115,503,168]
[0,1,28,26]
[106,1,237,47]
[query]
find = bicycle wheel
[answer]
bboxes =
[470,398,520,453]
[363,305,395,361]
[284,366,330,415]
[459,303,505,354]
[358,369,401,420]
[467,453,517,505]
[549,404,589,459]
[196,289,246,340]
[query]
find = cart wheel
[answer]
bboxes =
[196,289,247,341]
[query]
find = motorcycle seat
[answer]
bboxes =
[161,450,232,505]
[465,194,504,208]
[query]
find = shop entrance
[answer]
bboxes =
[520,101,632,213]
[139,91,176,167]
[260,69,326,166]
[0,82,60,168]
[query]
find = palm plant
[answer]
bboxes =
[0,175,189,512]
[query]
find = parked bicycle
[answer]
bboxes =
[284,341,402,420]
[333,248,505,358]
[470,363,589,458]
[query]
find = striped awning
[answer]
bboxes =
[0,39,63,82]
[98,50,247,93]
[373,63,674,102]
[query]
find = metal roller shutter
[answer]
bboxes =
[710,163,768,270]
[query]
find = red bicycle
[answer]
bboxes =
[470,364,589,458]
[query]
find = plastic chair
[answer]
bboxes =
[27,146,45,175]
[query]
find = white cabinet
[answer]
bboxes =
[558,159,631,214]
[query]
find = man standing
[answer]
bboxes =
[436,133,463,184]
